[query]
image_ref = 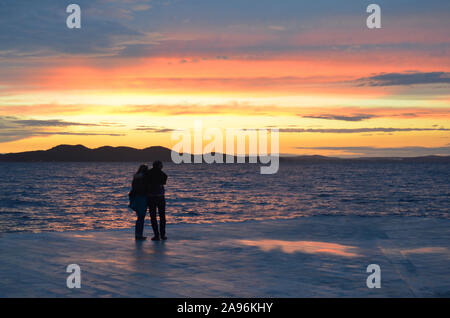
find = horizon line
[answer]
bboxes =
[1,143,449,159]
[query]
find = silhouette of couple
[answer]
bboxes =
[129,160,167,241]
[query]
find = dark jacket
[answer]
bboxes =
[145,167,168,196]
[129,172,147,197]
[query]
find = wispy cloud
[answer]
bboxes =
[279,127,450,134]
[0,116,125,143]
[8,118,100,128]
[357,72,450,87]
[134,126,175,133]
[0,0,149,59]
[2,104,449,122]
[302,114,377,122]
[1,0,449,62]
[117,104,450,119]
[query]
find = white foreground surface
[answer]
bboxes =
[0,216,449,297]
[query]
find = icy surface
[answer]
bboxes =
[0,216,449,297]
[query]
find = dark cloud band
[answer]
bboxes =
[357,72,450,86]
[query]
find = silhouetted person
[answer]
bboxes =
[129,164,149,240]
[146,160,168,241]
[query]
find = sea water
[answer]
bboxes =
[0,161,448,233]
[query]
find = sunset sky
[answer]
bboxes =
[0,0,449,157]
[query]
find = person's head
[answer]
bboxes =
[136,164,148,174]
[153,160,163,170]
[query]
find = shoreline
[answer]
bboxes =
[1,215,449,297]
[2,214,450,236]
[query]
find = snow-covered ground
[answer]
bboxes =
[0,216,449,297]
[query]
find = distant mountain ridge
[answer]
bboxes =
[0,145,172,162]
[0,144,449,163]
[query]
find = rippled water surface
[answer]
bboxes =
[0,162,448,232]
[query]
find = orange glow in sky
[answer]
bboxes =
[0,1,449,157]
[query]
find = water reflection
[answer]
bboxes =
[402,247,449,255]
[72,234,94,238]
[133,240,168,260]
[1,162,449,233]
[237,239,359,257]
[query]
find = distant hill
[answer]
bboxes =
[0,144,449,163]
[0,145,172,162]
